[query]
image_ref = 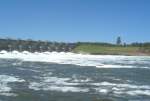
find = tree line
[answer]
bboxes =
[0,38,149,53]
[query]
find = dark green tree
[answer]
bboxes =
[116,36,122,45]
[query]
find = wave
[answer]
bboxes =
[0,50,150,69]
[93,81,150,96]
[0,75,25,96]
[29,76,89,93]
[28,73,150,96]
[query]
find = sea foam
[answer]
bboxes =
[0,50,150,69]
[29,76,89,93]
[0,75,25,96]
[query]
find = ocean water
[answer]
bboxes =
[0,51,150,101]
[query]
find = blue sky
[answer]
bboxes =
[0,0,150,43]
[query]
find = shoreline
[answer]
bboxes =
[74,51,150,56]
[0,50,150,57]
[89,52,150,56]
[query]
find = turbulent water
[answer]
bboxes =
[0,51,150,101]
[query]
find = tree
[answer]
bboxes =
[116,37,122,45]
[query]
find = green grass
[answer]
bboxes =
[74,44,140,55]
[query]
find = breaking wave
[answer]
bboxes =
[0,50,150,69]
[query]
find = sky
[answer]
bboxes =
[0,0,150,43]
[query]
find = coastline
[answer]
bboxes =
[89,52,150,56]
[73,51,150,56]
[73,44,150,56]
[0,49,150,57]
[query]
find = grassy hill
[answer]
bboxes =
[73,44,148,56]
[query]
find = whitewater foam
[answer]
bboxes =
[29,76,89,93]
[92,81,150,96]
[0,75,25,96]
[28,72,150,96]
[0,51,150,69]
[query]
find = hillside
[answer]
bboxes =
[73,44,150,56]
